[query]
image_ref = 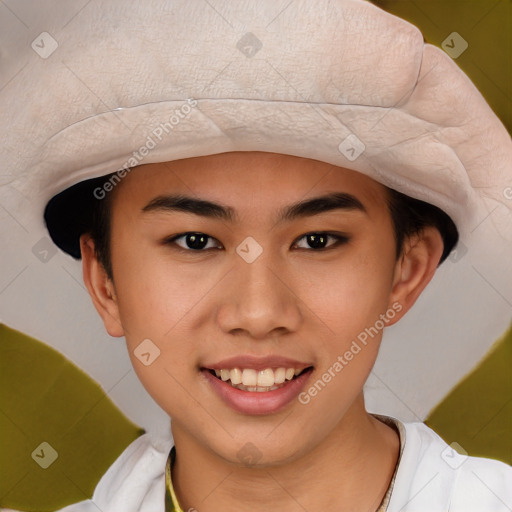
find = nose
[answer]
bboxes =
[216,251,303,340]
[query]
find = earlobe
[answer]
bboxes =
[386,227,444,326]
[80,234,124,338]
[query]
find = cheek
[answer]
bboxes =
[293,249,396,433]
[111,248,208,414]
[112,242,207,339]
[296,246,396,342]
[109,242,224,389]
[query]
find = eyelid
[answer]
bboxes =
[163,231,350,252]
[292,232,350,250]
[163,232,223,251]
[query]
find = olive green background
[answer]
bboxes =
[372,0,511,133]
[0,324,144,511]
[426,323,512,465]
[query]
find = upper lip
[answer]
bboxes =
[203,355,313,372]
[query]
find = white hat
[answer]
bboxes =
[0,0,511,432]
[1,0,511,254]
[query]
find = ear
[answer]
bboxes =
[386,226,444,326]
[80,234,124,337]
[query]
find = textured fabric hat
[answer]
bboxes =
[0,0,511,255]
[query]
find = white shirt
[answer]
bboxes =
[43,415,512,511]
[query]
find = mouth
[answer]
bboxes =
[207,366,313,392]
[201,363,314,415]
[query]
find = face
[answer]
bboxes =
[83,152,428,466]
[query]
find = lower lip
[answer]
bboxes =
[202,368,313,415]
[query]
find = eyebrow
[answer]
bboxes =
[141,192,367,222]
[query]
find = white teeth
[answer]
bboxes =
[257,368,275,387]
[274,367,286,384]
[229,368,242,385]
[212,366,308,390]
[242,368,258,386]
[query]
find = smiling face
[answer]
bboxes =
[81,151,442,467]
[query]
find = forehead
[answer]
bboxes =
[111,151,389,214]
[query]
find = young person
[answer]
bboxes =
[2,0,511,510]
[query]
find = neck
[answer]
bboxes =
[171,394,399,512]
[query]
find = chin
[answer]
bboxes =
[212,434,308,469]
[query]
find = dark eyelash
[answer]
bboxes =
[162,232,221,251]
[293,232,350,250]
[162,232,350,251]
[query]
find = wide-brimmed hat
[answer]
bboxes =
[1,0,511,255]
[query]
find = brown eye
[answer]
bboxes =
[167,232,221,251]
[294,232,349,250]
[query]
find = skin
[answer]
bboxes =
[81,151,443,512]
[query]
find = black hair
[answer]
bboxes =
[88,182,114,279]
[46,171,459,281]
[386,187,459,265]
